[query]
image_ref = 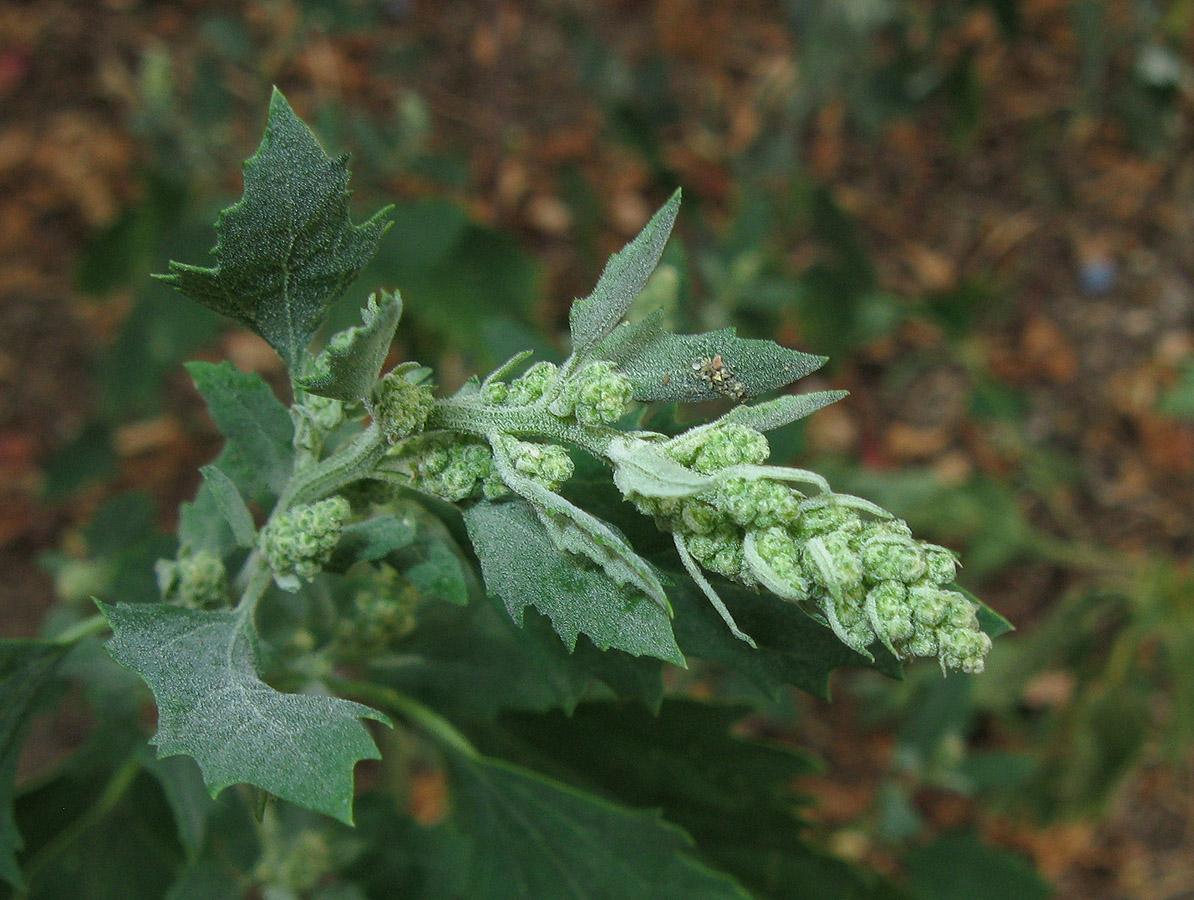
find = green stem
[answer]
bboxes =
[52,614,108,645]
[326,677,478,760]
[427,399,616,460]
[287,422,388,507]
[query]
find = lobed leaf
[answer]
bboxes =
[101,602,390,824]
[463,500,683,665]
[447,752,751,900]
[158,89,392,369]
[294,290,403,401]
[569,190,681,356]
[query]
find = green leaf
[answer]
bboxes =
[718,391,848,432]
[491,701,901,900]
[463,500,683,665]
[101,603,390,824]
[158,89,393,368]
[178,480,237,558]
[294,290,402,401]
[382,597,663,720]
[198,465,255,548]
[598,309,827,403]
[0,640,69,888]
[186,361,294,502]
[447,752,750,900]
[903,831,1051,900]
[569,190,681,355]
[326,513,418,573]
[667,566,893,699]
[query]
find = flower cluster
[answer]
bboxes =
[481,361,558,406]
[396,436,505,501]
[261,496,352,585]
[335,564,418,656]
[553,361,634,425]
[619,423,992,673]
[157,550,228,609]
[371,369,435,443]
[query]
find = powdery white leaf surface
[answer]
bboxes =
[102,603,389,824]
[598,309,826,404]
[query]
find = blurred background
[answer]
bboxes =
[2,0,1193,896]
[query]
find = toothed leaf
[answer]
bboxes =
[569,191,680,355]
[598,309,826,403]
[295,290,403,401]
[158,89,392,369]
[102,603,389,824]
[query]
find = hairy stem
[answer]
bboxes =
[427,399,616,460]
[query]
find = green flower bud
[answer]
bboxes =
[803,532,863,593]
[680,499,724,535]
[159,551,228,608]
[303,392,345,432]
[668,423,770,473]
[510,441,574,491]
[712,478,801,528]
[903,630,939,658]
[686,526,745,578]
[261,496,352,584]
[506,361,558,405]
[907,584,951,627]
[372,370,434,443]
[922,544,958,584]
[861,534,927,584]
[571,362,633,425]
[866,580,915,644]
[481,380,509,405]
[337,565,418,656]
[795,502,862,537]
[938,629,993,674]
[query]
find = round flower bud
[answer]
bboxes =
[903,629,939,658]
[866,580,915,644]
[261,496,352,583]
[802,531,863,593]
[753,526,805,584]
[372,371,434,443]
[506,362,558,405]
[922,544,958,585]
[572,362,633,425]
[481,380,509,405]
[686,526,745,578]
[861,534,927,584]
[795,503,862,538]
[689,424,770,473]
[938,629,993,674]
[510,441,574,491]
[907,584,951,627]
[860,518,914,542]
[168,551,228,609]
[680,499,724,535]
[943,592,979,630]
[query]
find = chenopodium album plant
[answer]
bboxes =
[2,90,1010,898]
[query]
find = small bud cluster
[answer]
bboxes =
[335,565,418,656]
[553,361,634,425]
[620,424,992,673]
[508,440,574,491]
[398,436,507,501]
[157,550,228,609]
[371,370,435,443]
[261,496,352,583]
[482,361,559,407]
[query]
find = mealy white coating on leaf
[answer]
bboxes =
[607,437,715,499]
[295,290,403,401]
[490,434,670,612]
[101,602,389,825]
[718,391,848,433]
[569,190,681,355]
